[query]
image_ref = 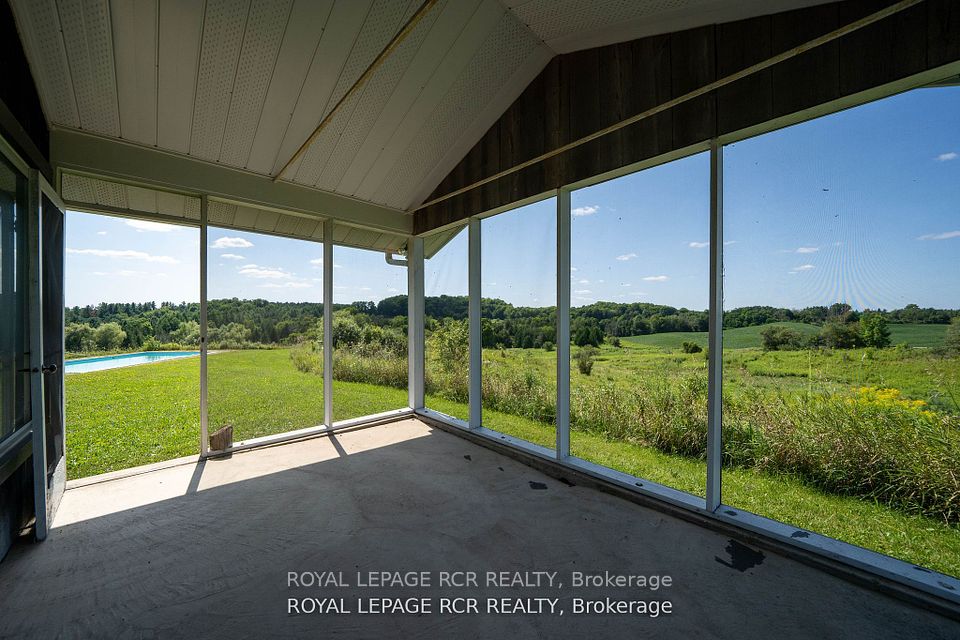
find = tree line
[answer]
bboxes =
[64,296,960,353]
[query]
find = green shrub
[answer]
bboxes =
[94,322,127,351]
[681,341,702,354]
[576,347,596,375]
[65,323,96,352]
[760,325,804,351]
[946,317,960,354]
[820,319,863,349]
[860,313,891,348]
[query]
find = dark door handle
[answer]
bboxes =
[17,365,58,374]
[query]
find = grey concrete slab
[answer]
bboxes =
[0,419,956,639]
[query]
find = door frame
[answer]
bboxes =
[0,129,64,542]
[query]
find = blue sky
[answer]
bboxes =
[65,218,407,306]
[68,84,959,311]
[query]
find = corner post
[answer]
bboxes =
[27,168,47,540]
[199,195,209,457]
[323,219,334,427]
[468,218,482,429]
[556,188,571,459]
[706,139,724,512]
[407,237,425,410]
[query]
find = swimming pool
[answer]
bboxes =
[65,351,200,374]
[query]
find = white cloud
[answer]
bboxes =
[260,282,311,289]
[570,267,578,272]
[642,275,669,282]
[574,289,592,294]
[936,152,957,162]
[620,283,631,287]
[616,252,638,261]
[97,231,107,236]
[238,264,291,279]
[125,220,178,233]
[918,230,960,241]
[90,269,154,278]
[578,278,590,284]
[795,247,818,254]
[309,258,323,265]
[690,240,736,249]
[220,253,245,260]
[67,248,179,264]
[792,264,815,272]
[210,236,253,249]
[572,205,599,217]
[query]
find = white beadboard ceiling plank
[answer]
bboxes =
[57,0,121,136]
[218,0,292,167]
[352,0,503,203]
[157,0,205,154]
[291,0,415,187]
[315,0,447,193]
[156,191,188,219]
[189,0,251,161]
[243,0,334,173]
[9,0,80,126]
[233,205,259,228]
[403,41,551,209]
[125,184,159,213]
[110,0,158,145]
[515,0,832,54]
[336,0,480,196]
[254,209,280,231]
[266,0,374,177]
[369,9,548,208]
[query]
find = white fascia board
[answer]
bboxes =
[50,127,412,235]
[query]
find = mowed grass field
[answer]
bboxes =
[67,343,960,577]
[66,350,409,479]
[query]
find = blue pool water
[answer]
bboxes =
[65,351,200,374]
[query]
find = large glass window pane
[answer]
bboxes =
[480,199,556,449]
[423,226,469,421]
[207,228,324,441]
[0,154,29,442]
[331,246,408,421]
[64,212,199,478]
[723,84,960,577]
[569,153,710,497]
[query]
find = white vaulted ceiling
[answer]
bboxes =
[10,0,826,233]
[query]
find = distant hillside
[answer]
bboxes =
[624,322,947,350]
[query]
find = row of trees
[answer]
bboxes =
[760,314,893,351]
[64,296,960,353]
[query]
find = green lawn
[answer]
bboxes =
[66,350,408,479]
[66,347,960,578]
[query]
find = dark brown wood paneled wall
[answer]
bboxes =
[416,0,960,235]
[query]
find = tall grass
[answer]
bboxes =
[293,343,960,523]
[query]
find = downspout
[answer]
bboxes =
[385,251,407,266]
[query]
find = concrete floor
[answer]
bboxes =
[0,418,956,639]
